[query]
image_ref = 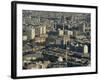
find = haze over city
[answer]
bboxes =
[22,10,91,69]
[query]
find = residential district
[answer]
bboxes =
[22,10,91,69]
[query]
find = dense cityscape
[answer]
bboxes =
[22,10,91,69]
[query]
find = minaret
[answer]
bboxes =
[65,49,68,61]
[61,16,65,30]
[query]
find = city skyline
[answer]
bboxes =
[22,10,91,69]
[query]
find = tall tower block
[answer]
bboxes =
[31,28,35,39]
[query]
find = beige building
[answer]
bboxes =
[25,28,35,40]
[35,25,46,36]
[58,28,64,36]
[39,25,46,35]
[23,35,27,41]
[31,28,35,39]
[63,35,70,45]
[83,45,88,54]
[35,37,46,43]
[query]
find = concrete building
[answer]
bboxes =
[79,23,86,33]
[73,30,80,37]
[64,30,73,36]
[35,25,46,36]
[58,28,64,36]
[39,25,46,34]
[42,26,46,34]
[40,26,43,34]
[55,38,62,45]
[23,35,27,41]
[83,45,88,54]
[31,28,35,39]
[63,35,70,45]
[35,37,46,43]
[58,56,63,62]
[82,23,86,33]
[25,27,35,40]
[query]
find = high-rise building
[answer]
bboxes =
[64,30,73,36]
[35,25,46,36]
[40,27,43,35]
[58,56,63,62]
[79,23,86,33]
[58,28,64,36]
[55,38,62,45]
[42,26,46,34]
[39,26,46,35]
[83,45,88,54]
[35,37,46,43]
[23,35,27,41]
[26,27,35,40]
[67,30,73,36]
[31,28,35,39]
[73,30,79,37]
[63,35,70,45]
[82,23,86,33]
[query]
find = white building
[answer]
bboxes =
[23,35,27,41]
[31,28,35,39]
[35,25,46,36]
[67,30,73,36]
[82,23,86,33]
[83,45,88,54]
[42,26,46,34]
[35,37,46,43]
[39,26,46,35]
[58,56,63,62]
[40,27,43,34]
[58,28,64,36]
[63,35,70,45]
[65,30,73,36]
[25,27,35,40]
